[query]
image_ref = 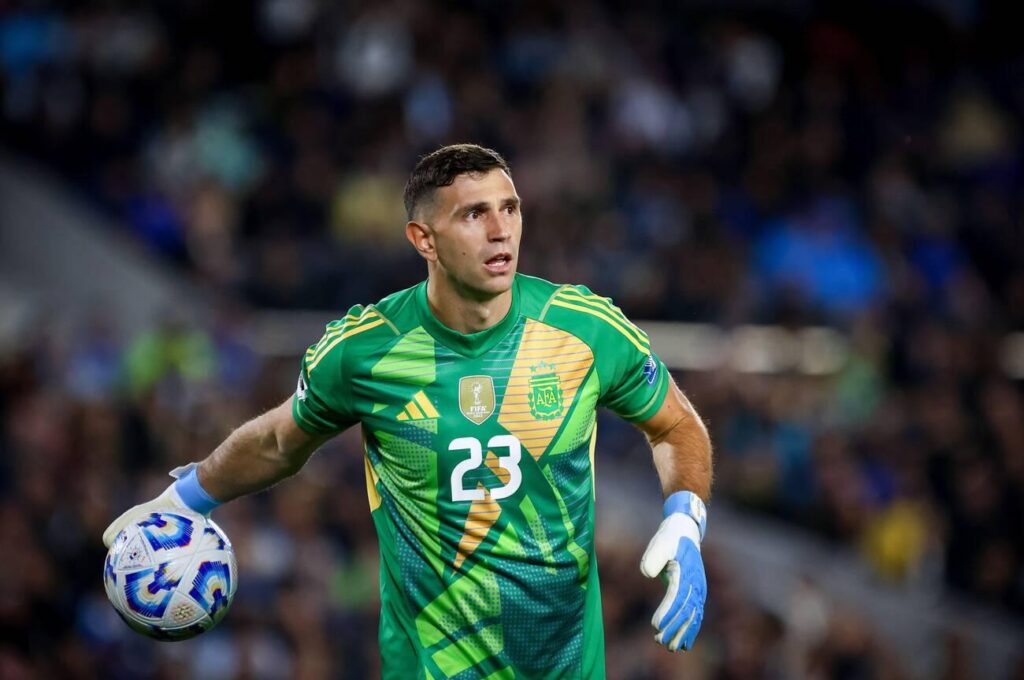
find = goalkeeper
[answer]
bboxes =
[105,144,713,678]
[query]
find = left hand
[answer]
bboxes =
[640,491,707,652]
[102,463,215,548]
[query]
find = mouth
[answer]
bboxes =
[483,252,513,275]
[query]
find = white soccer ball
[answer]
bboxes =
[103,510,238,640]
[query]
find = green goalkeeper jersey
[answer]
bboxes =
[292,273,669,679]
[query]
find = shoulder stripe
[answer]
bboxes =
[323,309,378,336]
[305,307,396,363]
[538,284,573,322]
[335,309,373,324]
[306,323,354,361]
[548,299,650,353]
[306,312,377,357]
[555,288,650,346]
[307,318,388,371]
[367,304,400,335]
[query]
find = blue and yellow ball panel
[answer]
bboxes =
[139,512,195,551]
[200,525,227,551]
[104,551,117,585]
[124,563,182,619]
[189,560,232,619]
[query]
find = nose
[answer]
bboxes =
[487,213,511,242]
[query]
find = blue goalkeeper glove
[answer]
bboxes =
[102,463,222,548]
[640,490,708,652]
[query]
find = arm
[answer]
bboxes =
[635,377,713,653]
[197,397,335,502]
[102,397,338,547]
[636,378,713,502]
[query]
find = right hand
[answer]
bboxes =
[640,490,709,652]
[102,464,209,548]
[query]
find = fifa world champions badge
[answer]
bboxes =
[459,375,495,424]
[528,362,563,420]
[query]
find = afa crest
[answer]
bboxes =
[528,362,563,420]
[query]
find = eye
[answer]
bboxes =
[467,210,480,220]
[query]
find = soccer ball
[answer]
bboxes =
[103,510,237,640]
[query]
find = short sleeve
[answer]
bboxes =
[291,325,358,435]
[600,345,670,422]
[566,288,668,422]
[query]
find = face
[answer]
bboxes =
[408,168,522,300]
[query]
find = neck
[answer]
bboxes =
[426,274,513,334]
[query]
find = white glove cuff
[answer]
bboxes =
[663,490,707,542]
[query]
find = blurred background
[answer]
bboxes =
[1,0,1023,678]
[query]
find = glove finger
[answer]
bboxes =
[675,606,704,652]
[640,525,675,578]
[656,581,694,644]
[669,552,706,651]
[102,508,137,548]
[103,485,192,548]
[168,462,197,479]
[651,561,682,629]
[666,604,698,651]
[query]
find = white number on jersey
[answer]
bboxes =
[449,435,523,502]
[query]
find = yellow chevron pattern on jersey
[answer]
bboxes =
[454,499,499,570]
[396,390,440,421]
[364,451,382,512]
[307,308,388,371]
[484,448,513,485]
[452,450,512,570]
[548,288,650,353]
[498,320,594,461]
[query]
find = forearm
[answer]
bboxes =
[647,384,713,502]
[196,402,329,503]
[639,384,712,652]
[102,398,331,547]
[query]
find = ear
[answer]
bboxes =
[406,220,437,262]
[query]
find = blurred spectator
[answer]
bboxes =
[1,0,1023,678]
[123,316,215,397]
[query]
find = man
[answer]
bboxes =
[104,144,712,678]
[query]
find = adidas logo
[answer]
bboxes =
[397,390,439,421]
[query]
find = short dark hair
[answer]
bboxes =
[403,144,511,221]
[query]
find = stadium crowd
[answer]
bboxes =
[1,0,1023,677]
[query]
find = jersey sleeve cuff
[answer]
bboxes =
[620,368,670,423]
[291,397,343,435]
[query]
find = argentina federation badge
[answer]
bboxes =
[459,375,495,424]
[528,362,563,420]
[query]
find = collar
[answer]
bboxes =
[416,277,521,358]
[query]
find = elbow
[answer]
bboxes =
[277,454,306,480]
[654,408,710,451]
[268,414,322,480]
[272,434,312,480]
